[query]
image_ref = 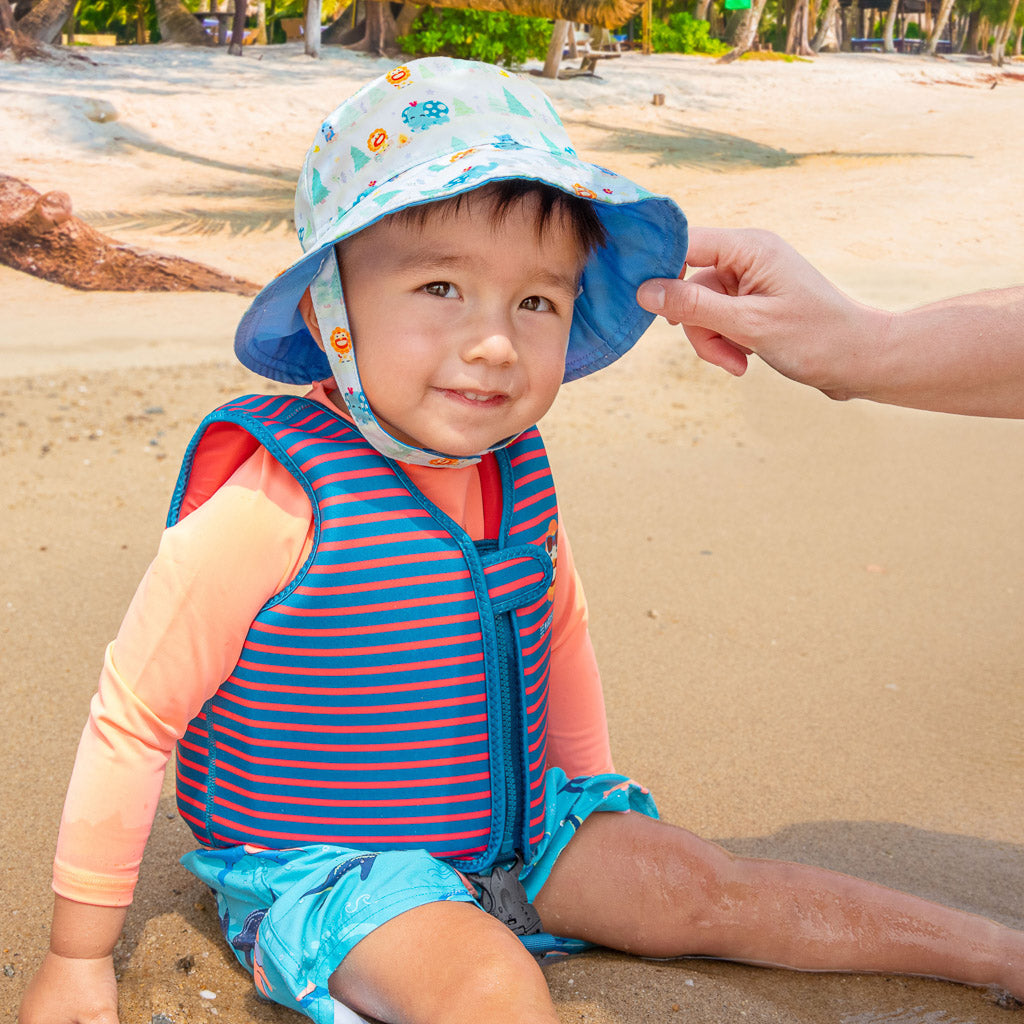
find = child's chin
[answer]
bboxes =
[438,445,488,460]
[419,434,499,459]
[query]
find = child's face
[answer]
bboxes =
[324,193,584,458]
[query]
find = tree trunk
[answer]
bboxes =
[14,0,74,42]
[977,16,990,52]
[990,0,1019,64]
[1014,20,1022,55]
[542,18,569,77]
[321,1,355,43]
[695,0,710,19]
[811,0,840,50]
[838,0,855,49]
[154,0,210,43]
[784,0,800,51]
[0,175,259,295]
[304,0,321,54]
[707,0,721,35]
[2,0,97,55]
[345,0,397,53]
[786,0,811,52]
[963,8,983,52]
[720,0,769,58]
[924,0,953,53]
[227,0,247,53]
[565,19,577,54]
[393,1,420,36]
[881,0,899,51]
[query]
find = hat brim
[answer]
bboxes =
[235,142,687,386]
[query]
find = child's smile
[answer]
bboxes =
[330,193,584,458]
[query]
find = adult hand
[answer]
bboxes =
[17,951,119,1024]
[637,226,1024,418]
[636,227,889,400]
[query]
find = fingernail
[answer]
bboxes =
[638,282,665,311]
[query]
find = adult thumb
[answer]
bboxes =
[637,278,740,336]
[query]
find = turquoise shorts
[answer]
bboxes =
[182,768,658,1024]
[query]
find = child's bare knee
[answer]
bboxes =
[329,903,557,1024]
[564,814,749,957]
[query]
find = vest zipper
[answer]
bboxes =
[495,611,523,863]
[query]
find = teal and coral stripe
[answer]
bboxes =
[173,395,556,870]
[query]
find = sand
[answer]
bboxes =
[2,43,1023,1024]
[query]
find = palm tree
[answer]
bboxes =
[881,0,900,50]
[719,0,770,59]
[925,0,956,53]
[990,0,1019,61]
[811,0,843,51]
[12,0,76,42]
[785,0,814,53]
[3,0,208,44]
[154,0,209,44]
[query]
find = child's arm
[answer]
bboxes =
[18,898,125,1024]
[545,524,615,778]
[21,447,313,1022]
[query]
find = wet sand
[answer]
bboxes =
[2,45,1023,1023]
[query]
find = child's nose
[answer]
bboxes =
[461,316,518,366]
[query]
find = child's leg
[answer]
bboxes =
[329,900,559,1024]
[534,811,1023,997]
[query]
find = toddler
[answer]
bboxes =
[19,57,1024,1024]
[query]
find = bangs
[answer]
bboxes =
[389,180,608,261]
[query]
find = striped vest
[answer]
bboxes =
[170,394,558,873]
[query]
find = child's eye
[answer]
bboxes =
[423,281,459,298]
[520,295,553,313]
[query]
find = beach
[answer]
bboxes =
[2,43,1023,1023]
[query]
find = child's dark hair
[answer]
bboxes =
[391,180,608,261]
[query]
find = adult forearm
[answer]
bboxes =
[857,286,1024,417]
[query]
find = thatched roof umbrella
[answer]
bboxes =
[415,0,644,77]
[427,0,642,30]
[334,0,644,71]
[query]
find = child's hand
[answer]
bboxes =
[17,951,119,1024]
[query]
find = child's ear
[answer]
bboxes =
[298,288,324,351]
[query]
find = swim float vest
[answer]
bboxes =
[169,394,558,872]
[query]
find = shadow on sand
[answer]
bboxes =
[565,116,974,172]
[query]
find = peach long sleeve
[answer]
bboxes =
[53,391,612,907]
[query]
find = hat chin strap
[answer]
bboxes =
[309,251,521,469]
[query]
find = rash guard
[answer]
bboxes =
[53,383,613,907]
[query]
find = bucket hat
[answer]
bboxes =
[235,56,688,465]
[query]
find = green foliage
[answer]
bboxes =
[263,0,303,43]
[75,0,153,42]
[650,11,730,53]
[397,8,551,68]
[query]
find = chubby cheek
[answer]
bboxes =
[535,337,570,395]
[525,363,566,423]
[538,357,565,394]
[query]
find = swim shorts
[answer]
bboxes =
[182,768,657,1024]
